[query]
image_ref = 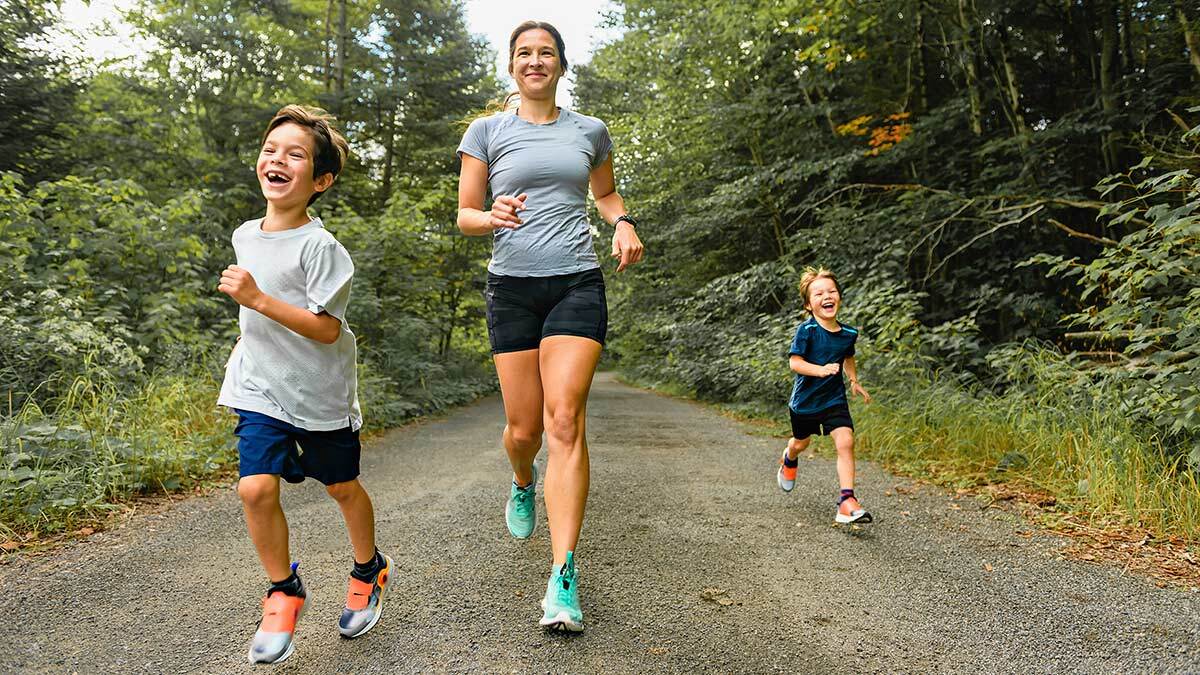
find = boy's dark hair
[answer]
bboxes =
[261,105,349,205]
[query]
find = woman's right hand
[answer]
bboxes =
[489,193,527,230]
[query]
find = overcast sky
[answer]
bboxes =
[52,0,619,105]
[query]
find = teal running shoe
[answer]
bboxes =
[505,463,538,539]
[539,551,584,632]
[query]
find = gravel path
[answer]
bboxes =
[1,373,1197,673]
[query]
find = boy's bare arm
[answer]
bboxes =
[790,354,840,377]
[844,356,872,402]
[219,265,342,344]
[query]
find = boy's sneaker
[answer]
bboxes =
[248,578,307,664]
[338,552,394,639]
[539,551,584,632]
[505,463,538,539]
[777,450,797,492]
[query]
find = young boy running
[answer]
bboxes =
[776,267,874,524]
[217,105,392,664]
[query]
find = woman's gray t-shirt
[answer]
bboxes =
[457,108,612,277]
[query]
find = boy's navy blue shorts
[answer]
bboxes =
[234,409,360,486]
[789,403,854,439]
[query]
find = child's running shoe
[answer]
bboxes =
[248,575,307,664]
[539,551,584,632]
[338,552,394,638]
[505,463,538,539]
[777,449,797,492]
[835,489,873,524]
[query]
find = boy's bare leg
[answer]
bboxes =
[786,436,811,461]
[238,474,292,581]
[830,427,861,512]
[327,479,377,564]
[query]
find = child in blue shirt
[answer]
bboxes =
[776,267,873,524]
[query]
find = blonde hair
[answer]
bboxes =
[798,266,841,311]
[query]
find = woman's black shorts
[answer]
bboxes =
[485,268,608,354]
[789,403,854,439]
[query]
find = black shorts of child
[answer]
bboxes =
[789,402,854,439]
[485,268,608,354]
[235,409,360,486]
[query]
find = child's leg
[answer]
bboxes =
[238,474,292,581]
[785,436,811,461]
[829,427,861,512]
[326,479,376,565]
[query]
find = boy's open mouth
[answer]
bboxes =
[265,171,291,185]
[821,300,836,310]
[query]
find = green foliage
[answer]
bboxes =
[0,172,225,402]
[0,0,501,535]
[1027,124,1200,442]
[0,0,81,181]
[0,365,233,537]
[857,363,1200,541]
[581,0,1200,538]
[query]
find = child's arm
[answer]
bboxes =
[790,355,840,377]
[843,356,872,402]
[219,265,341,344]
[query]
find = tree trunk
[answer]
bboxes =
[1121,0,1133,75]
[1179,1,1200,80]
[334,0,347,112]
[323,0,333,92]
[996,25,1030,148]
[914,0,929,114]
[1099,0,1120,171]
[958,0,983,135]
[801,86,837,136]
[380,108,396,206]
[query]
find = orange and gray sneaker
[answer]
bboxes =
[248,569,307,664]
[338,552,393,638]
[777,449,798,492]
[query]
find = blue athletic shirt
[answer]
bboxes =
[787,318,858,414]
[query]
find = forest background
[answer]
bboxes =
[2,0,1198,556]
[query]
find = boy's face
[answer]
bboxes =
[806,277,841,321]
[256,122,333,209]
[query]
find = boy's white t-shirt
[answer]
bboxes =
[217,217,362,431]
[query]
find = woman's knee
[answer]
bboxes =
[544,407,583,447]
[507,423,543,448]
[238,475,280,509]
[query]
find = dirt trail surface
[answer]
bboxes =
[1,373,1197,673]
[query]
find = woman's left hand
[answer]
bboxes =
[611,222,645,272]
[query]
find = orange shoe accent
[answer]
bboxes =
[345,577,374,612]
[778,457,797,482]
[260,591,305,633]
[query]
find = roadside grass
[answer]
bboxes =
[856,378,1200,542]
[1,362,498,545]
[1,368,233,542]
[619,372,1200,546]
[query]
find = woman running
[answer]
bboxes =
[456,20,644,632]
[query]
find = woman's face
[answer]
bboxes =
[510,29,563,100]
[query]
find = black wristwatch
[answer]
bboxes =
[615,214,638,228]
